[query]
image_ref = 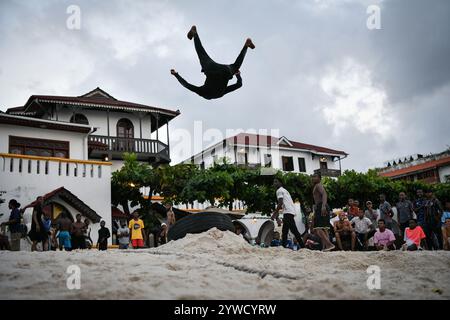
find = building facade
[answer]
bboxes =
[378,149,450,183]
[0,88,180,245]
[184,133,348,177]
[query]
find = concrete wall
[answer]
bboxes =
[0,124,88,160]
[0,155,112,245]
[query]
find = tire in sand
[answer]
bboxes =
[167,212,235,241]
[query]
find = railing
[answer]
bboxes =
[0,153,111,179]
[88,135,169,156]
[314,168,341,177]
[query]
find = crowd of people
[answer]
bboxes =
[0,194,177,252]
[2,178,449,253]
[270,175,450,252]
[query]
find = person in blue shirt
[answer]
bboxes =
[414,189,427,227]
[1,199,22,251]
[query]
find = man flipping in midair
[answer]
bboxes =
[171,25,255,100]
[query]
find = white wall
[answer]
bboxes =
[439,165,450,183]
[192,144,340,175]
[55,107,166,141]
[0,155,112,245]
[0,124,88,160]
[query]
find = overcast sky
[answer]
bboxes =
[1,0,449,171]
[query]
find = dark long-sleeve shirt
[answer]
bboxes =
[175,73,242,100]
[98,227,110,243]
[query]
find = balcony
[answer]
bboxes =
[88,135,170,163]
[314,168,341,178]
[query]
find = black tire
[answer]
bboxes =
[167,212,235,241]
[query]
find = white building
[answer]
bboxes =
[185,133,348,177]
[0,88,180,245]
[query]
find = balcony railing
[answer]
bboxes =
[314,168,341,178]
[88,135,169,161]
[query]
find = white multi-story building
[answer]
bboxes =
[184,133,348,177]
[0,88,180,245]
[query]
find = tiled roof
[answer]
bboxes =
[379,156,450,178]
[6,87,180,117]
[228,133,347,156]
[25,187,102,222]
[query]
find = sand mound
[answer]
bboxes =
[156,227,254,254]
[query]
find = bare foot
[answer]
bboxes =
[245,38,255,49]
[187,25,197,40]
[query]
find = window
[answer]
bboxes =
[70,113,89,125]
[116,118,134,151]
[298,157,306,172]
[9,136,69,159]
[282,156,294,172]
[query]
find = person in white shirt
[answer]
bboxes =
[351,209,374,250]
[271,178,304,249]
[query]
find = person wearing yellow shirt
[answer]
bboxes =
[128,211,145,249]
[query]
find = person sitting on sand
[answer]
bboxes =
[441,218,450,250]
[402,218,426,251]
[270,231,281,247]
[351,209,374,250]
[373,219,396,251]
[334,211,356,251]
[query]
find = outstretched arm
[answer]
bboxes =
[224,72,242,94]
[171,69,201,94]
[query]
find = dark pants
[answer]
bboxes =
[72,235,86,249]
[98,240,107,251]
[422,224,443,250]
[194,33,248,76]
[282,214,305,248]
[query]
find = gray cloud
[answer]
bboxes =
[0,0,449,171]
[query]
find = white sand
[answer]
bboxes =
[0,228,449,300]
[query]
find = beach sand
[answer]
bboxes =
[0,228,449,300]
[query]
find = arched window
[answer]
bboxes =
[70,113,89,125]
[116,118,134,138]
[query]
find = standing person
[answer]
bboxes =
[373,219,396,251]
[117,221,130,249]
[441,200,450,225]
[84,219,93,249]
[1,199,22,251]
[379,194,394,231]
[424,189,443,250]
[364,200,378,228]
[271,178,305,249]
[42,210,52,251]
[57,211,72,251]
[442,218,450,251]
[402,219,427,251]
[71,214,87,250]
[414,189,427,228]
[128,211,145,249]
[334,212,356,251]
[27,197,48,252]
[97,220,110,251]
[171,25,255,100]
[311,173,335,251]
[164,201,176,228]
[396,192,415,236]
[351,209,374,250]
